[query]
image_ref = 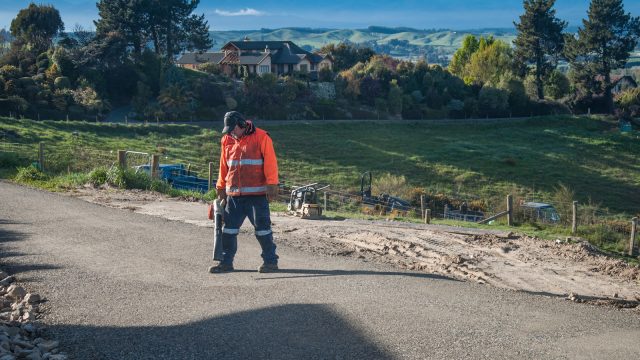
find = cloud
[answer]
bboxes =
[214,8,265,17]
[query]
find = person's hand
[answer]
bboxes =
[217,188,226,201]
[266,185,279,202]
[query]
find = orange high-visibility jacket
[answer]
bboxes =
[216,126,278,196]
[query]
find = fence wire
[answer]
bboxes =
[2,141,637,254]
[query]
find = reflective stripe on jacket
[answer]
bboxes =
[216,126,278,196]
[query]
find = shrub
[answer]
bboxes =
[106,166,126,188]
[54,76,71,89]
[106,166,152,190]
[14,165,47,182]
[88,166,108,187]
[150,179,171,193]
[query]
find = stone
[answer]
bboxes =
[0,273,8,281]
[21,324,35,335]
[25,350,41,360]
[0,341,9,351]
[22,311,34,321]
[12,339,33,349]
[0,354,15,360]
[0,278,14,287]
[6,286,25,301]
[47,355,66,360]
[23,295,40,305]
[36,341,58,353]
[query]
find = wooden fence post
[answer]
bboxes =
[630,217,638,257]
[420,195,425,220]
[208,162,214,191]
[425,209,431,224]
[151,154,159,179]
[38,142,44,172]
[324,192,328,212]
[507,194,513,226]
[444,204,449,219]
[572,201,578,235]
[117,150,127,168]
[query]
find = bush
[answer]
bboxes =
[14,165,47,182]
[106,166,152,190]
[54,76,71,89]
[0,152,29,168]
[615,87,640,119]
[150,179,171,193]
[106,166,126,188]
[88,166,108,187]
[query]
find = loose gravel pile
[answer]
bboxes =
[0,270,66,360]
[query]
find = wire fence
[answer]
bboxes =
[1,140,638,255]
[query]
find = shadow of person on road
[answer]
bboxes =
[49,303,394,359]
[245,268,458,281]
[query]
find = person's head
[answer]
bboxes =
[222,111,247,137]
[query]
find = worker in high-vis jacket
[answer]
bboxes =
[209,111,280,273]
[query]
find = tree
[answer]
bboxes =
[147,0,212,60]
[544,69,570,99]
[320,43,375,72]
[449,35,479,79]
[465,40,514,86]
[96,0,149,56]
[10,3,64,52]
[513,0,567,100]
[158,83,192,120]
[566,0,640,113]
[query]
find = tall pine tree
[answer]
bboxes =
[513,0,567,100]
[566,0,640,112]
[95,0,212,61]
[147,0,212,60]
[95,0,149,56]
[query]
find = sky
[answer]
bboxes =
[1,0,639,31]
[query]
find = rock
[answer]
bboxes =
[21,324,35,335]
[5,328,18,337]
[47,355,66,360]
[0,340,9,351]
[36,341,58,353]
[6,286,26,301]
[0,354,16,360]
[23,294,40,305]
[0,278,15,287]
[13,339,33,349]
[25,350,42,360]
[0,272,8,280]
[22,311,34,321]
[613,293,619,298]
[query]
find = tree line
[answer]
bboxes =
[0,0,639,122]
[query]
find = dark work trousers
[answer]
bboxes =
[220,195,278,266]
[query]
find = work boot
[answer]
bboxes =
[258,263,278,273]
[209,263,234,273]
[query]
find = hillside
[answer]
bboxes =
[208,26,518,63]
[1,116,638,215]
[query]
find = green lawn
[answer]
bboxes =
[1,115,639,215]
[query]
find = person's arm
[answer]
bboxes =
[261,134,279,201]
[216,138,228,193]
[261,134,279,185]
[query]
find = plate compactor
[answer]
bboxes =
[287,183,329,219]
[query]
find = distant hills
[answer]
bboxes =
[208,26,520,64]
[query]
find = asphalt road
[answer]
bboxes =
[1,181,639,360]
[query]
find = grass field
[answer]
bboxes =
[1,115,639,215]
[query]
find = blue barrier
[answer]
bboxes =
[135,164,212,193]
